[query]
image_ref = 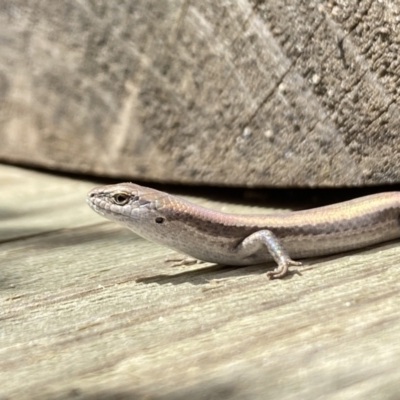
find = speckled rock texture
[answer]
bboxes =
[1,1,400,187]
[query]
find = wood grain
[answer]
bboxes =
[2,2,400,186]
[1,164,400,399]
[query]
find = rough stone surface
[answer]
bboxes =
[1,1,400,186]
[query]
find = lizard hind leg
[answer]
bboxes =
[237,230,302,279]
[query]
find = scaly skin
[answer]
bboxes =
[87,183,400,279]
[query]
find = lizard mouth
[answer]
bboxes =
[86,195,105,216]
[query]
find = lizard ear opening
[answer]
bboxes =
[155,217,165,224]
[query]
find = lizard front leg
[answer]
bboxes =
[236,230,302,279]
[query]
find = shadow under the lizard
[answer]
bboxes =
[135,238,400,286]
[135,258,324,286]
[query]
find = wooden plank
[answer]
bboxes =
[2,3,400,188]
[1,164,400,399]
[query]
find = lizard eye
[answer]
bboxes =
[113,193,130,205]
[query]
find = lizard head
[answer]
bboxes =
[87,182,166,221]
[86,182,179,241]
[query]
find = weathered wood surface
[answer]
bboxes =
[1,164,400,399]
[2,1,400,187]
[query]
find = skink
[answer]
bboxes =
[86,183,400,279]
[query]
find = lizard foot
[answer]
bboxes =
[266,260,303,279]
[164,255,203,267]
